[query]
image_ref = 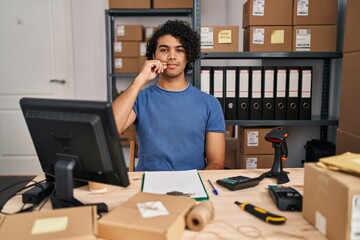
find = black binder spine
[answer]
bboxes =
[275,67,287,120]
[286,67,300,120]
[250,67,263,120]
[299,66,313,120]
[262,67,275,120]
[225,67,237,120]
[237,67,250,120]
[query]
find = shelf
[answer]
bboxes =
[107,9,193,17]
[225,116,338,127]
[201,52,343,60]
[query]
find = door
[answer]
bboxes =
[0,0,74,174]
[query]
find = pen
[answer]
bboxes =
[208,179,218,196]
[234,201,286,225]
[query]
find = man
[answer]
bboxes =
[112,20,225,171]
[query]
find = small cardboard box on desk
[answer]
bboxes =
[98,192,196,240]
[303,163,360,240]
[0,206,97,239]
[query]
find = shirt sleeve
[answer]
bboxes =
[206,96,226,133]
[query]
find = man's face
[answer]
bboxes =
[153,34,188,79]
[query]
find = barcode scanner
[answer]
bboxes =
[263,127,290,184]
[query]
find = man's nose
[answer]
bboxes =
[167,49,176,59]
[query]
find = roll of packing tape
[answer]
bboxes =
[186,200,214,231]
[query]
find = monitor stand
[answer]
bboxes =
[50,154,108,214]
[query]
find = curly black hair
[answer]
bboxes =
[145,19,200,73]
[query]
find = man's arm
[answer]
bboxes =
[204,131,225,170]
[112,60,167,135]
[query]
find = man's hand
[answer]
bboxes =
[136,60,167,84]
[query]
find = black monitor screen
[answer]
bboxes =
[20,97,130,211]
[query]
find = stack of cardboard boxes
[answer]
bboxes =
[237,127,276,169]
[336,0,360,153]
[243,0,338,52]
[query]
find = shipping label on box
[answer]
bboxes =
[201,27,214,49]
[295,29,311,51]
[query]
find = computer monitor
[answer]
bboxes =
[20,97,130,212]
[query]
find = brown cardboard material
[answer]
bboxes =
[243,26,292,52]
[336,129,360,154]
[238,127,274,154]
[293,0,338,25]
[98,192,196,240]
[153,0,193,9]
[109,0,150,9]
[338,52,360,136]
[0,206,97,239]
[242,0,293,28]
[302,163,360,240]
[343,0,360,53]
[114,57,140,73]
[225,138,239,169]
[201,26,239,52]
[114,42,141,58]
[292,25,337,52]
[116,25,144,42]
[238,153,276,169]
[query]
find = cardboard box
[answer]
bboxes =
[116,25,144,42]
[338,52,360,136]
[293,25,337,52]
[243,26,292,52]
[109,0,150,9]
[336,129,360,154]
[114,57,140,73]
[153,0,192,9]
[242,0,293,28]
[343,0,360,53]
[114,42,141,58]
[98,192,196,240]
[0,206,97,239]
[238,127,274,154]
[302,163,360,240]
[293,0,338,25]
[201,26,239,52]
[225,137,239,169]
[238,153,276,169]
[145,27,157,41]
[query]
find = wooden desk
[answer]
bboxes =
[2,168,327,240]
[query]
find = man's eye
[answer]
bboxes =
[160,48,168,52]
[177,49,185,52]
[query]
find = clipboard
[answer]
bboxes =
[141,170,209,201]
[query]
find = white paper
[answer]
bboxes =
[142,169,208,199]
[137,201,169,218]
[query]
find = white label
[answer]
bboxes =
[289,69,299,97]
[301,70,312,98]
[140,42,146,56]
[239,70,249,98]
[201,27,214,49]
[137,201,169,218]
[146,27,154,39]
[296,29,311,51]
[315,211,327,236]
[297,0,309,16]
[114,42,122,52]
[32,216,68,235]
[264,70,274,98]
[115,58,123,68]
[200,70,210,94]
[247,131,259,147]
[276,70,286,97]
[253,28,265,44]
[214,70,223,98]
[252,70,262,98]
[351,195,360,240]
[226,70,236,98]
[246,157,258,169]
[117,25,125,36]
[253,0,265,16]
